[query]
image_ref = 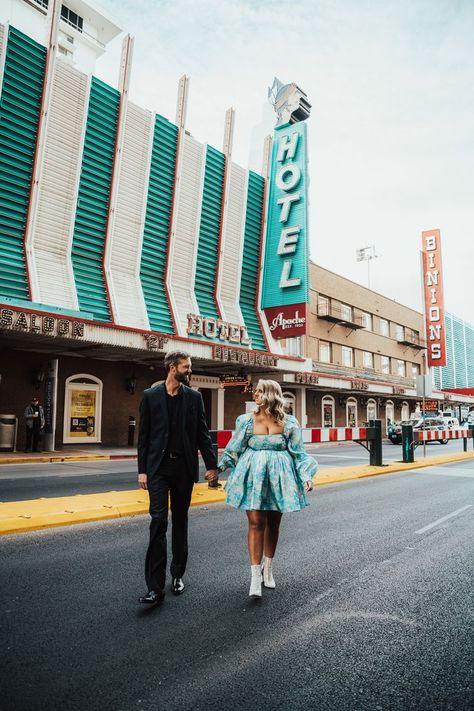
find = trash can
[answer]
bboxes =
[0,414,18,452]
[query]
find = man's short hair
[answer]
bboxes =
[164,350,191,372]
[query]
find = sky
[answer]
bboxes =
[94,0,474,323]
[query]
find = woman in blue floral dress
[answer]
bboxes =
[218,379,317,598]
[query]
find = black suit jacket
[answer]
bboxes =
[137,383,217,482]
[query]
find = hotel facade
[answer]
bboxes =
[0,0,471,451]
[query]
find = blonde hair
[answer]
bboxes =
[255,379,286,424]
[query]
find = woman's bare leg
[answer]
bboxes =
[264,511,283,558]
[246,511,267,564]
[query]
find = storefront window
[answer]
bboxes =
[63,374,102,444]
[283,392,295,415]
[367,398,377,422]
[322,396,334,427]
[346,398,357,427]
[386,400,394,433]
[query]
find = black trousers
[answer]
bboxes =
[145,456,194,593]
[25,426,42,452]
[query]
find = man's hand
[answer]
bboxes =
[138,473,148,490]
[204,469,218,485]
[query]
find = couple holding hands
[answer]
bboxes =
[137,350,317,605]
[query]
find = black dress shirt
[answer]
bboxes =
[166,388,183,454]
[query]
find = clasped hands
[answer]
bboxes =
[205,469,219,487]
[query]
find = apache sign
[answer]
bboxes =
[261,121,309,339]
[421,229,447,367]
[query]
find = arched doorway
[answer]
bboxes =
[401,401,410,420]
[63,374,103,444]
[282,391,296,416]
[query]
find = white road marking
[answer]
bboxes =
[415,505,472,535]
[314,454,368,459]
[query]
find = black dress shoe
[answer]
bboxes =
[139,590,164,605]
[172,577,185,595]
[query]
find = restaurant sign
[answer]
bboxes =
[421,229,447,367]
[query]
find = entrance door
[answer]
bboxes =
[199,388,212,429]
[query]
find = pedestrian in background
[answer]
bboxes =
[24,395,45,453]
[218,379,317,598]
[137,350,218,606]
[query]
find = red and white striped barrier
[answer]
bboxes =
[215,427,371,448]
[414,429,472,442]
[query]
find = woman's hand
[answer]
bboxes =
[304,480,313,492]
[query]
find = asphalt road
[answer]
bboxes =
[0,439,470,502]
[1,459,473,710]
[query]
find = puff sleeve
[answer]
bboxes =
[286,416,318,484]
[218,414,252,472]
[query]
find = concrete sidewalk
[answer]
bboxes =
[0,446,138,465]
[1,451,474,536]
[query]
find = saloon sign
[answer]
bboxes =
[421,229,447,367]
[261,121,309,339]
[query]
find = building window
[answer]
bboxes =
[317,295,329,316]
[379,318,389,337]
[346,397,357,427]
[381,356,390,374]
[397,360,406,377]
[58,45,72,57]
[401,401,410,420]
[342,346,353,367]
[322,395,335,427]
[361,312,372,330]
[363,351,373,369]
[340,303,352,322]
[367,398,377,422]
[319,340,331,363]
[396,324,404,341]
[285,337,302,357]
[412,364,420,376]
[61,4,84,32]
[30,0,49,9]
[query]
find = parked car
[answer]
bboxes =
[388,417,448,445]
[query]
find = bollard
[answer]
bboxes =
[401,424,414,463]
[210,430,218,463]
[368,419,383,466]
[463,436,467,452]
[470,425,474,450]
[127,415,136,447]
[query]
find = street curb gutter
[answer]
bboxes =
[1,451,473,536]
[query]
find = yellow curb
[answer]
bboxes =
[0,455,113,465]
[1,451,473,536]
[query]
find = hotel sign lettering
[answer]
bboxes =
[187,314,251,347]
[261,121,309,339]
[0,309,84,338]
[421,229,447,367]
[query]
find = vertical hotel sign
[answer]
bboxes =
[261,121,309,338]
[421,229,447,366]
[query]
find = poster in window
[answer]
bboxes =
[69,389,96,437]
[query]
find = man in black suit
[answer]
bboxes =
[138,350,218,605]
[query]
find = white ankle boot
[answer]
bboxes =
[249,564,262,598]
[261,556,276,589]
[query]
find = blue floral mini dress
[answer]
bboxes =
[218,414,318,513]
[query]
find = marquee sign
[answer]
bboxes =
[261,121,309,339]
[187,313,251,347]
[0,308,85,338]
[421,229,447,367]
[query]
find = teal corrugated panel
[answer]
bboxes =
[239,171,266,351]
[194,145,224,320]
[71,77,119,322]
[140,114,178,333]
[0,26,46,300]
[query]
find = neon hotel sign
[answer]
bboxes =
[421,229,447,367]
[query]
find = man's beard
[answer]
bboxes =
[175,371,190,385]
